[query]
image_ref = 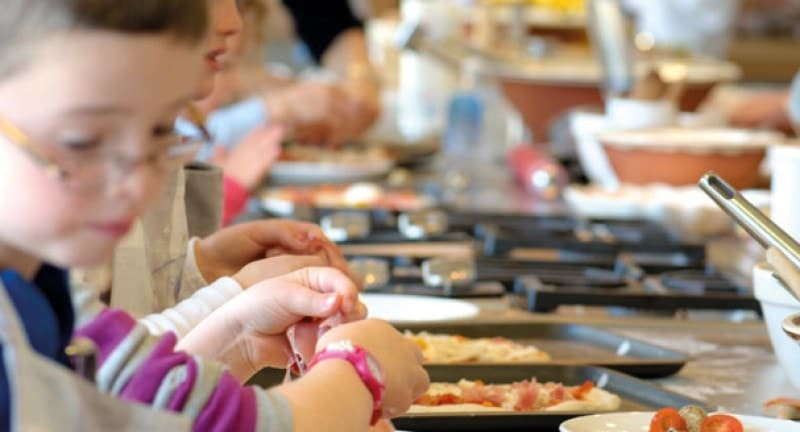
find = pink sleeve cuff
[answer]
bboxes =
[223,175,250,226]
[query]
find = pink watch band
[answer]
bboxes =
[308,341,386,425]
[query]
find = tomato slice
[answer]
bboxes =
[700,414,744,432]
[650,407,688,432]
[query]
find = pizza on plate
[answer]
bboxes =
[261,183,432,213]
[409,378,621,413]
[404,331,551,363]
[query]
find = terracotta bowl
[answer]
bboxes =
[597,128,782,188]
[499,81,718,144]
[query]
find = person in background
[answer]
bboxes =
[75,0,358,328]
[0,0,428,430]
[728,71,800,135]
[620,0,742,58]
[186,0,383,224]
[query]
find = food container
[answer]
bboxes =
[754,262,800,390]
[495,56,740,141]
[597,128,781,188]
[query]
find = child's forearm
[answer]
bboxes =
[74,307,293,431]
[175,303,257,382]
[139,276,243,338]
[274,359,373,432]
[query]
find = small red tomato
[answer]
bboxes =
[650,407,688,432]
[699,414,744,432]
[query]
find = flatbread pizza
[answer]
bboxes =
[405,331,551,363]
[408,378,621,413]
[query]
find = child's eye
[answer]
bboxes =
[152,124,175,138]
[61,137,102,152]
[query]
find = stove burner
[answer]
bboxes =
[658,270,742,295]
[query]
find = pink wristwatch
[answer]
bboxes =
[308,340,386,425]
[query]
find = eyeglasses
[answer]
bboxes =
[0,116,202,193]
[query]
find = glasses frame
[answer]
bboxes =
[0,116,202,193]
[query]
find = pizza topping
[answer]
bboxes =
[650,407,688,432]
[679,405,708,432]
[413,378,619,413]
[650,407,743,432]
[699,414,743,432]
[403,331,551,363]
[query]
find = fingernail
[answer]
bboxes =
[323,295,338,310]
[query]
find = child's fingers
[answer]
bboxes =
[280,287,343,319]
[287,267,360,313]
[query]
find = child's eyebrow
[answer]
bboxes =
[60,93,196,117]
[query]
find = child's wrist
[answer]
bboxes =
[308,340,385,425]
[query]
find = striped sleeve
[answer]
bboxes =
[138,276,243,338]
[73,307,293,432]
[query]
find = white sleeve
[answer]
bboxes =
[177,237,211,301]
[139,276,244,338]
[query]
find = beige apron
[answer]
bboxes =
[75,164,223,318]
[0,279,190,431]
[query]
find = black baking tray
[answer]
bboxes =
[398,321,688,378]
[516,275,761,314]
[393,364,708,432]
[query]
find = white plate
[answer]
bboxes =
[268,160,394,185]
[360,293,480,323]
[559,411,798,432]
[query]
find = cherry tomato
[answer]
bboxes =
[650,407,688,432]
[699,414,744,432]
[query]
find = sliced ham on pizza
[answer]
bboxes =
[404,331,551,363]
[409,378,621,413]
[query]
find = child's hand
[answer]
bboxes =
[178,266,365,380]
[315,319,430,420]
[233,254,327,288]
[195,219,352,285]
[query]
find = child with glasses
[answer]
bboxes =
[0,0,428,430]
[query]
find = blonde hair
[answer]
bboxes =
[0,0,208,77]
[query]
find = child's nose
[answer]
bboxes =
[105,163,169,205]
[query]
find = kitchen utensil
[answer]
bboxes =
[699,172,800,302]
[586,0,634,97]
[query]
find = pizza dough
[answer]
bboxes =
[405,331,551,363]
[409,379,621,413]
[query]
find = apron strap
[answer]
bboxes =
[0,280,33,350]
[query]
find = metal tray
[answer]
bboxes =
[393,364,707,432]
[398,321,688,378]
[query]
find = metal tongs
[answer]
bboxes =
[699,172,800,301]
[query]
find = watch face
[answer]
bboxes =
[366,356,384,381]
[330,340,355,353]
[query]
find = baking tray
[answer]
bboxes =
[516,275,761,314]
[393,364,708,432]
[398,321,688,378]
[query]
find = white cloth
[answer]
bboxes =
[0,279,190,431]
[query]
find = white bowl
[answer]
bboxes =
[753,262,800,389]
[569,110,619,189]
[605,97,677,130]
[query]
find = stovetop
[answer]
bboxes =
[264,208,760,313]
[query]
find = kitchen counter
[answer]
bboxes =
[430,160,800,418]
[456,299,800,417]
